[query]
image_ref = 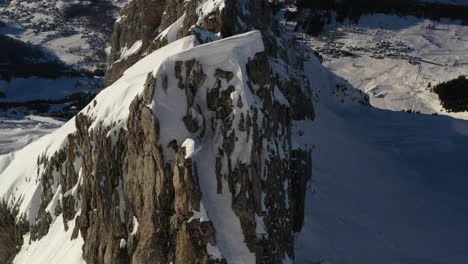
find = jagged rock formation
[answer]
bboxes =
[0,201,29,263]
[0,1,319,263]
[106,0,314,120]
[105,0,273,85]
[105,0,219,86]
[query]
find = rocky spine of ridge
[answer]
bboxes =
[3,1,315,264]
[106,0,314,120]
[104,0,274,83]
[29,45,311,264]
[105,0,219,86]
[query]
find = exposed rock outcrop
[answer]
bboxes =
[2,1,316,264]
[106,0,314,119]
[106,0,225,86]
[0,201,29,264]
[106,0,274,84]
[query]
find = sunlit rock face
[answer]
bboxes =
[1,1,316,263]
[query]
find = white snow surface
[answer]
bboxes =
[131,216,139,236]
[206,242,223,260]
[0,116,63,155]
[294,36,468,264]
[86,35,198,130]
[189,203,209,223]
[307,14,468,119]
[0,31,265,264]
[14,215,85,264]
[156,14,186,44]
[117,40,143,62]
[150,30,264,263]
[0,118,76,221]
[181,138,202,159]
[1,8,467,264]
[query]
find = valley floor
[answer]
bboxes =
[306,14,468,119]
[296,14,468,264]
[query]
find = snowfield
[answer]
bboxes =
[0,116,63,155]
[0,8,467,264]
[13,215,85,264]
[306,14,468,119]
[295,84,468,263]
[294,13,468,264]
[0,0,123,69]
[0,31,264,264]
[0,34,197,262]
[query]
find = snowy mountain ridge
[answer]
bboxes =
[1,1,467,264]
[0,0,322,259]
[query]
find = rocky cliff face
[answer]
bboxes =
[0,201,28,263]
[105,0,274,83]
[106,0,314,120]
[0,1,316,263]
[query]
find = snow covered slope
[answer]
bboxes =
[0,0,127,120]
[0,34,198,264]
[0,28,310,263]
[13,215,85,264]
[0,32,198,219]
[295,60,468,264]
[279,11,468,264]
[306,14,468,119]
[0,0,125,68]
[0,116,62,155]
[2,1,467,263]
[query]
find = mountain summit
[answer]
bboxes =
[1,1,467,264]
[0,1,321,263]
